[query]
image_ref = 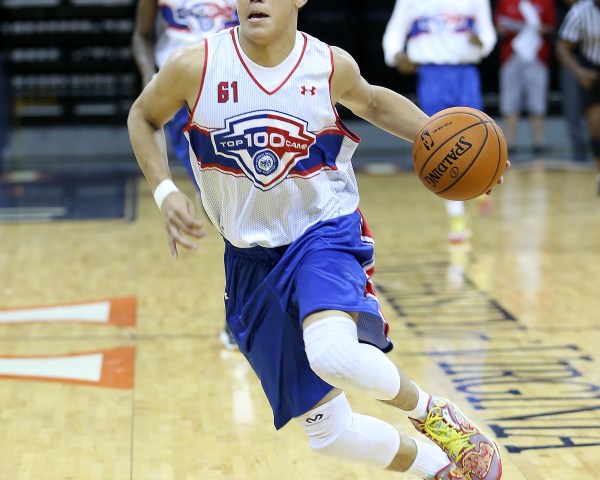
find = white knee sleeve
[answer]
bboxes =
[295,392,400,469]
[303,316,400,400]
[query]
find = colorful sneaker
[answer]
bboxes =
[430,462,466,480]
[410,397,502,480]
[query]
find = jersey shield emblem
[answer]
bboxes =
[211,110,317,191]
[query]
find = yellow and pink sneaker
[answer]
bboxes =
[411,397,502,480]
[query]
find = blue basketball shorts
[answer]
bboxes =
[165,106,196,184]
[223,210,393,429]
[417,64,483,116]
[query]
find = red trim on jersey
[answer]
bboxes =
[184,40,209,132]
[316,127,345,136]
[327,45,361,144]
[230,27,308,95]
[199,164,245,176]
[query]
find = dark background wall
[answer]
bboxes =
[0,0,565,128]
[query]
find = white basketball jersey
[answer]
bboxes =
[185,28,361,248]
[154,0,237,68]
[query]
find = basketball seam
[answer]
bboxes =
[435,124,489,196]
[473,121,504,199]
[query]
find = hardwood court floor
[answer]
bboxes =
[1,166,599,480]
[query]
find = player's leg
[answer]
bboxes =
[499,55,523,154]
[417,66,472,242]
[580,66,600,194]
[584,103,600,194]
[524,59,549,156]
[221,245,450,476]
[302,311,502,480]
[445,199,469,243]
[559,64,589,162]
[295,386,460,479]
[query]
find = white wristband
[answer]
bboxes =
[153,179,179,210]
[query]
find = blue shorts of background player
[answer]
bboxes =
[165,106,196,184]
[417,64,483,116]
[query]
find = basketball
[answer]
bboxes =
[412,107,508,201]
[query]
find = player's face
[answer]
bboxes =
[237,0,306,42]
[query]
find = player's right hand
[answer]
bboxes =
[485,160,511,195]
[394,52,417,75]
[576,68,599,90]
[160,191,207,259]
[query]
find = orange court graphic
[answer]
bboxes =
[0,346,134,389]
[0,296,136,327]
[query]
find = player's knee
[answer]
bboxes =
[295,392,400,469]
[297,393,351,454]
[303,316,400,399]
[303,316,360,386]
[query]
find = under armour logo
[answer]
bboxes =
[305,413,323,424]
[301,85,316,96]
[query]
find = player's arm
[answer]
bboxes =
[132,0,159,87]
[382,0,415,74]
[330,47,427,142]
[556,38,599,89]
[127,44,208,257]
[473,0,497,55]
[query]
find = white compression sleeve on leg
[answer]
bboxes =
[303,316,400,400]
[295,392,400,469]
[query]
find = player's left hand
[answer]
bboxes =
[485,160,511,195]
[468,33,483,48]
[160,191,208,258]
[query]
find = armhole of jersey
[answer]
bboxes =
[184,39,209,132]
[327,45,361,144]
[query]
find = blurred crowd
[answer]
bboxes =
[1,0,600,188]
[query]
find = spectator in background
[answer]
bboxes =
[0,58,9,176]
[132,0,239,349]
[382,0,497,243]
[556,0,589,164]
[495,0,557,159]
[556,0,600,193]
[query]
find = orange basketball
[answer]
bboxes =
[412,107,508,201]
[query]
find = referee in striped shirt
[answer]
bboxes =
[557,0,600,194]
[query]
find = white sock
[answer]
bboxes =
[407,383,430,420]
[445,200,465,217]
[407,439,451,479]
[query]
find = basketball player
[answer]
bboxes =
[556,0,600,194]
[495,0,557,158]
[128,1,505,478]
[382,0,497,240]
[132,0,239,349]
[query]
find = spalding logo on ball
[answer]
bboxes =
[412,107,508,201]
